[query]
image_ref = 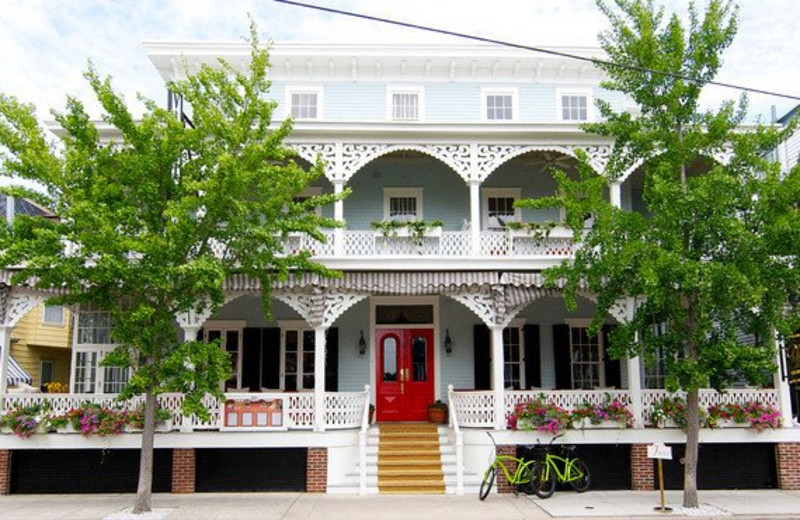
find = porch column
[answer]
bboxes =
[469,180,481,256]
[313,325,328,432]
[0,326,12,398]
[333,181,345,257]
[610,182,622,209]
[775,335,794,428]
[626,352,644,428]
[490,325,506,430]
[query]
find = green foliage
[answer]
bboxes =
[370,219,443,246]
[0,24,345,416]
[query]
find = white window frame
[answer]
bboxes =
[481,87,518,122]
[565,318,605,390]
[286,86,323,120]
[642,322,668,389]
[482,187,521,230]
[293,186,323,217]
[386,86,424,122]
[71,303,120,394]
[503,319,526,390]
[204,320,246,391]
[557,89,592,122]
[278,320,316,391]
[42,304,64,326]
[383,187,423,221]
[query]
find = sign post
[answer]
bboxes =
[647,442,673,513]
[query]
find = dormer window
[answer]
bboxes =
[388,87,424,122]
[558,91,591,122]
[482,88,518,121]
[287,87,322,120]
[384,188,423,222]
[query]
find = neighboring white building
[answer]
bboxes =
[0,42,797,496]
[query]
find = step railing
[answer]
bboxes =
[447,385,464,495]
[359,384,370,495]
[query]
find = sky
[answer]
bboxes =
[1,0,799,124]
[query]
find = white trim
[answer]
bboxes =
[203,321,246,390]
[386,85,425,122]
[481,87,518,122]
[285,86,324,120]
[382,187,424,221]
[566,322,606,390]
[556,88,593,122]
[482,187,521,230]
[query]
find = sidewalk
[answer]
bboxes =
[0,490,799,520]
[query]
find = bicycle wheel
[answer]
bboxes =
[568,459,591,493]
[517,462,534,494]
[530,462,556,499]
[479,466,496,500]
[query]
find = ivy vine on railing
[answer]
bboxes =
[505,220,557,243]
[370,219,443,246]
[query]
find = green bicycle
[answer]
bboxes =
[479,432,536,500]
[529,434,591,498]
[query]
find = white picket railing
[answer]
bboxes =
[504,389,632,418]
[1,390,370,432]
[447,385,465,495]
[448,390,495,428]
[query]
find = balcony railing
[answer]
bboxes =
[273,229,575,259]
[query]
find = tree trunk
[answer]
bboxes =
[133,389,156,514]
[683,386,700,508]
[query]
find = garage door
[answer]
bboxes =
[195,448,306,492]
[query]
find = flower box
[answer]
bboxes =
[0,426,12,435]
[711,418,747,428]
[653,418,680,429]
[156,419,173,433]
[578,418,628,429]
[56,423,78,434]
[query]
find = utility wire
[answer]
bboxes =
[275,0,800,103]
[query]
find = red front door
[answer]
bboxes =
[376,329,434,422]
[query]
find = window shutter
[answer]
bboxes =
[325,328,338,392]
[262,328,281,390]
[242,328,262,390]
[603,324,621,389]
[473,324,491,390]
[523,324,541,389]
[553,324,572,390]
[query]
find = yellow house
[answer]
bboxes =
[9,304,72,390]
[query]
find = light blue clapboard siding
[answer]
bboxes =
[324,83,386,121]
[484,155,569,223]
[425,83,481,122]
[594,88,627,114]
[439,297,476,400]
[344,154,470,231]
[519,85,558,122]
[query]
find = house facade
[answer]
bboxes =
[0,43,798,496]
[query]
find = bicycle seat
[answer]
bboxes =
[560,445,577,452]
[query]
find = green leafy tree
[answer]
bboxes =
[519,0,800,507]
[0,25,344,513]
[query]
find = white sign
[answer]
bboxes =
[647,442,673,460]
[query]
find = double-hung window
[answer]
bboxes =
[388,87,423,122]
[280,323,315,391]
[483,188,520,230]
[43,305,64,326]
[287,87,322,120]
[482,88,517,121]
[503,322,526,390]
[567,320,604,390]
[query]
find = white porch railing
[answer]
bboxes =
[641,388,780,425]
[448,388,781,429]
[447,385,465,495]
[1,390,369,432]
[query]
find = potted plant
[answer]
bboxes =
[572,396,633,429]
[2,403,50,438]
[371,219,443,247]
[649,396,688,429]
[428,400,448,424]
[507,396,571,435]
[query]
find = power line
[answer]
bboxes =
[274,0,800,103]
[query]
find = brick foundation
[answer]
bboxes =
[171,448,195,494]
[776,443,800,490]
[631,444,654,490]
[496,445,517,493]
[306,447,327,493]
[0,450,11,495]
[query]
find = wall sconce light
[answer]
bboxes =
[358,330,367,356]
[445,329,453,354]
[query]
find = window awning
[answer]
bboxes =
[1,347,33,387]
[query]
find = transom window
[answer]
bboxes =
[559,93,590,121]
[383,188,423,222]
[483,188,521,230]
[568,322,604,390]
[288,88,322,120]
[77,304,112,345]
[483,89,517,121]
